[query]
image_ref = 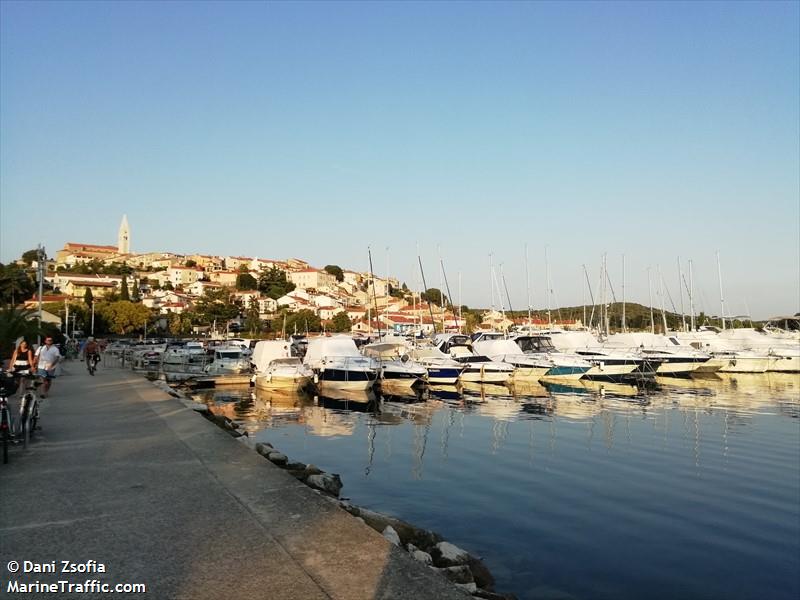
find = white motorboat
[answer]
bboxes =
[408,343,467,385]
[362,341,426,389]
[433,334,514,384]
[304,336,379,391]
[472,338,551,383]
[251,340,314,392]
[603,333,711,376]
[544,330,646,380]
[203,348,251,375]
[511,334,593,380]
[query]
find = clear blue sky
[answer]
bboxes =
[2,1,798,318]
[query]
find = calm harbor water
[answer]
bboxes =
[195,374,800,600]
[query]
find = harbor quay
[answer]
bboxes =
[0,363,467,600]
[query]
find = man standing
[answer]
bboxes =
[34,336,61,398]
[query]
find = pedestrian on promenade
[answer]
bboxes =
[34,336,61,398]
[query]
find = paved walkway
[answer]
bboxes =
[0,361,466,599]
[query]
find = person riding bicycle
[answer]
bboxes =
[6,338,35,436]
[85,337,100,371]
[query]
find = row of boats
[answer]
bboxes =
[246,325,800,393]
[111,325,799,394]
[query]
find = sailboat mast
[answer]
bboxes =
[658,265,668,334]
[648,267,655,335]
[525,244,532,328]
[458,271,463,334]
[677,257,686,331]
[489,253,495,312]
[545,247,552,331]
[418,255,436,335]
[716,251,726,331]
[368,247,382,340]
[689,259,695,331]
[621,254,626,333]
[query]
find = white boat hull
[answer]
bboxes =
[510,366,550,382]
[584,362,639,378]
[459,369,512,384]
[717,357,770,373]
[656,361,702,375]
[767,355,800,373]
[255,374,312,392]
[317,379,376,392]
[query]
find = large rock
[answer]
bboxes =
[306,473,343,497]
[341,506,444,549]
[466,555,495,590]
[474,590,519,600]
[266,451,288,466]
[431,541,471,567]
[382,526,401,546]
[434,565,474,585]
[455,582,477,594]
[255,442,274,457]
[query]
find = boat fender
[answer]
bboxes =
[313,373,319,384]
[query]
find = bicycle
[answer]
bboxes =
[87,352,100,375]
[1,372,17,464]
[17,374,42,449]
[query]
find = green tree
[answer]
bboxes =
[258,267,296,300]
[284,309,321,334]
[185,259,197,268]
[131,281,141,303]
[94,301,152,335]
[236,273,258,290]
[244,303,262,336]
[0,306,41,360]
[421,288,446,306]
[119,275,130,301]
[21,249,40,266]
[84,288,94,307]
[324,265,344,282]
[192,288,240,325]
[330,311,352,333]
[0,263,36,305]
[163,281,174,291]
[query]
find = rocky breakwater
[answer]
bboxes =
[253,439,516,600]
[155,380,517,600]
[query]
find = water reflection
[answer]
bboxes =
[192,374,800,600]
[195,373,800,437]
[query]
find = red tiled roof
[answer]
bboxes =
[64,243,118,251]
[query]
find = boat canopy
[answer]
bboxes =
[304,336,362,363]
[473,339,525,357]
[252,340,294,372]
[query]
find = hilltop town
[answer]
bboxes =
[9,216,547,337]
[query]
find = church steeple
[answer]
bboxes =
[118,214,130,254]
